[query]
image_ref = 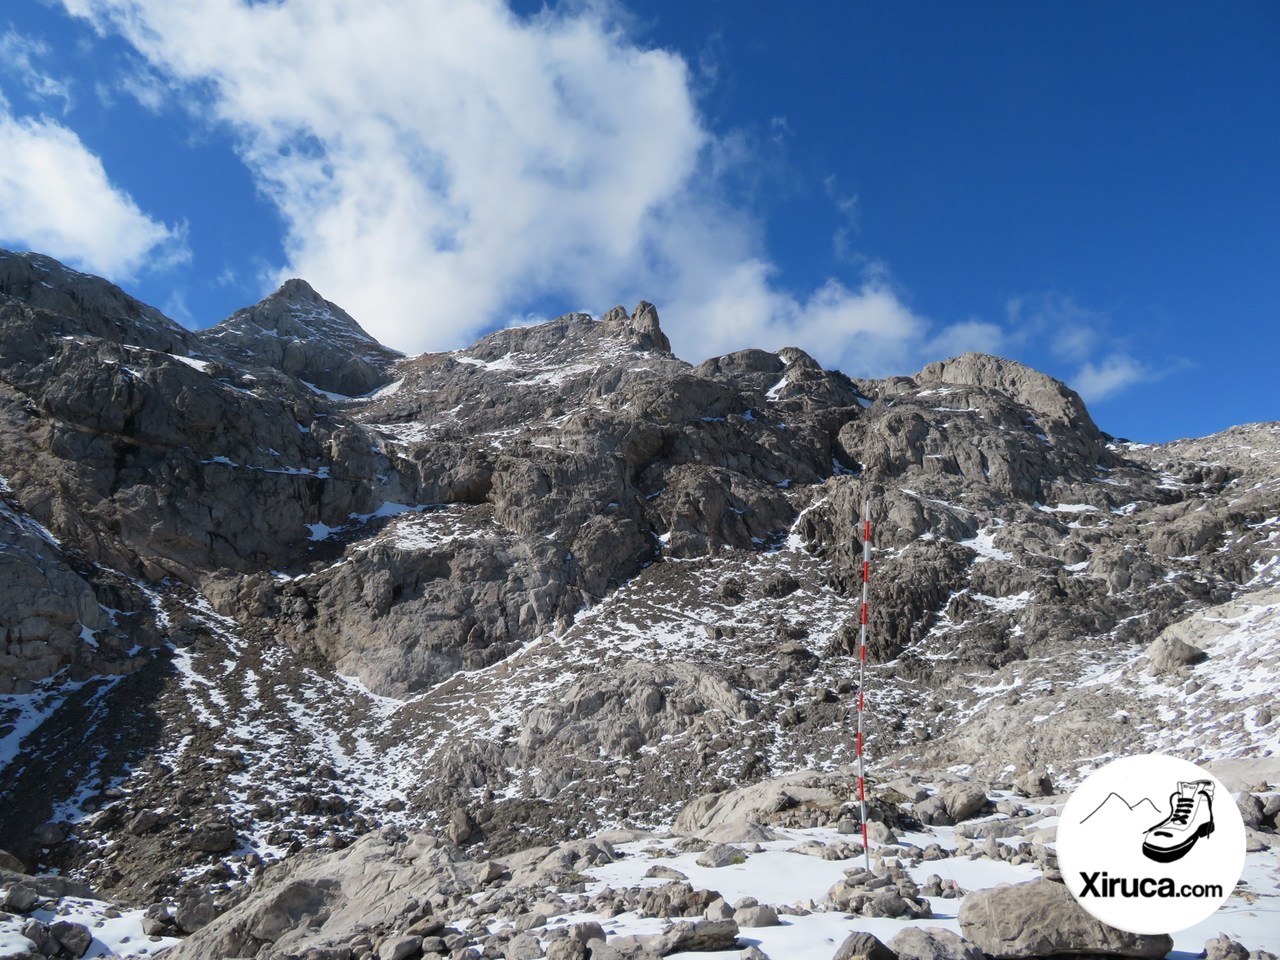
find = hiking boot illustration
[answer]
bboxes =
[1142,780,1215,863]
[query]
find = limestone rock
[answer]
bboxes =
[190,821,237,853]
[888,927,983,960]
[1013,769,1054,798]
[958,880,1173,958]
[1147,633,1208,674]
[832,931,895,960]
[202,278,401,397]
[659,918,739,953]
[163,830,500,960]
[2,884,38,913]
[696,844,746,868]
[48,921,93,959]
[173,896,218,934]
[939,783,989,822]
[1204,935,1250,960]
[545,940,586,960]
[732,904,779,927]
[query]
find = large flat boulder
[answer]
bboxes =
[958,879,1172,958]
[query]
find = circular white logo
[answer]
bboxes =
[1057,754,1245,935]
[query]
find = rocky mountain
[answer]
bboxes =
[1,249,1277,960]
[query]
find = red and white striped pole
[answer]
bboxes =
[857,498,871,870]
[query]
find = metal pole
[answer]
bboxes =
[857,498,871,871]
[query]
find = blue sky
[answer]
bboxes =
[0,1,1276,442]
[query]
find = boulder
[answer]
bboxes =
[379,935,423,960]
[566,921,605,947]
[914,795,953,826]
[659,919,739,954]
[705,899,734,921]
[940,783,989,822]
[1237,793,1265,829]
[832,931,895,960]
[732,905,780,928]
[2,884,38,913]
[20,919,49,953]
[888,927,983,960]
[696,844,747,868]
[190,821,236,853]
[173,896,217,934]
[503,932,542,959]
[699,822,782,844]
[1147,633,1207,674]
[644,865,688,882]
[545,940,586,960]
[48,921,93,959]
[1204,936,1249,960]
[958,880,1173,958]
[31,823,66,847]
[1013,769,1055,798]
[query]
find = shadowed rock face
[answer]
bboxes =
[1,248,1277,921]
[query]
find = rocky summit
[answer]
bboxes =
[1,248,1277,960]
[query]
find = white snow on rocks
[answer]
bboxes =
[0,896,179,959]
[958,525,1012,562]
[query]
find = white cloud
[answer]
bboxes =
[55,0,998,372]
[824,175,861,263]
[0,31,74,112]
[1006,292,1103,362]
[925,319,1007,359]
[1073,354,1152,402]
[0,101,188,279]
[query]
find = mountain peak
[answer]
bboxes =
[917,352,1099,433]
[228,279,386,349]
[601,300,672,353]
[200,282,401,396]
[273,277,325,303]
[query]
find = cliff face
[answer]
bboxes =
[1,248,1277,916]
